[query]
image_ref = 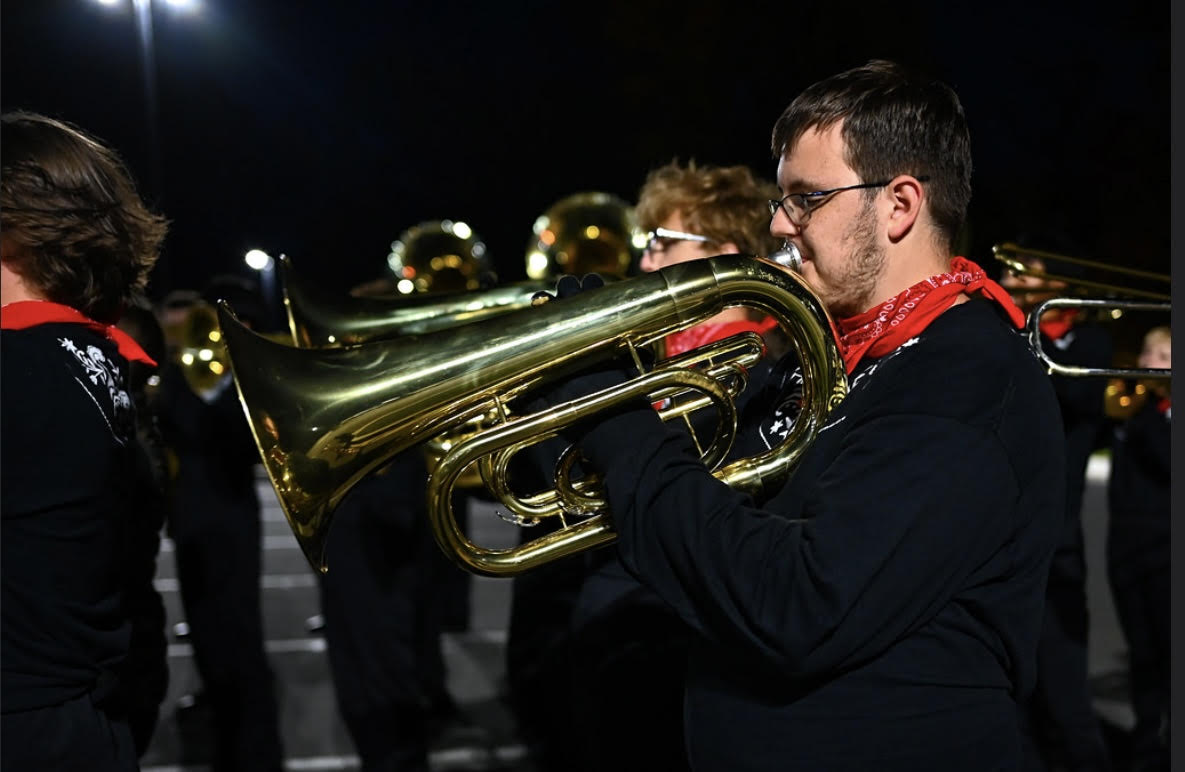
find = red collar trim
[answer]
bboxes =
[1038,309,1079,341]
[1,300,156,366]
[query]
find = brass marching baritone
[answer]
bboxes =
[218,253,848,577]
[278,252,552,489]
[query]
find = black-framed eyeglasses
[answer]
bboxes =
[768,176,930,227]
[645,227,711,254]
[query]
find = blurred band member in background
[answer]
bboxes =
[156,276,285,771]
[562,159,784,772]
[316,230,487,770]
[1001,248,1114,771]
[1107,326,1170,772]
[636,159,786,358]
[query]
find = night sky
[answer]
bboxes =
[1,1,1171,312]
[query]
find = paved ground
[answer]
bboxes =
[140,454,1137,771]
[141,487,529,772]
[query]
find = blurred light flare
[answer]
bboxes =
[245,249,272,270]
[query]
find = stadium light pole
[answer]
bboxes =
[245,249,280,330]
[92,0,199,201]
[93,0,199,293]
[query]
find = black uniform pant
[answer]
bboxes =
[317,456,451,772]
[1,692,137,772]
[171,495,284,772]
[1108,541,1170,771]
[1020,530,1112,772]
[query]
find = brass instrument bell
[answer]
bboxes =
[162,298,231,397]
[387,220,493,295]
[525,191,646,280]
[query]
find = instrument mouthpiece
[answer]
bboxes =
[769,242,803,273]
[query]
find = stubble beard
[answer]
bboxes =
[824,197,885,319]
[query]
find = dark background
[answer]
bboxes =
[1,0,1171,305]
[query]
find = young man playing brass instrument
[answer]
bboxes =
[524,60,1064,770]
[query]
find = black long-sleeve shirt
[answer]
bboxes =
[2,322,164,714]
[573,298,1065,770]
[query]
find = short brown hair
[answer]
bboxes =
[1,111,168,323]
[771,60,972,250]
[635,160,782,258]
[1143,325,1171,348]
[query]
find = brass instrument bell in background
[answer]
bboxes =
[161,296,231,397]
[1103,378,1156,421]
[525,191,646,280]
[385,219,494,295]
[278,253,549,349]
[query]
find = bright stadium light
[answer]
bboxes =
[244,249,273,271]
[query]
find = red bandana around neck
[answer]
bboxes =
[1037,308,1079,341]
[834,256,1025,374]
[1,300,157,366]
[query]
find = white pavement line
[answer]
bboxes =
[262,507,292,524]
[445,629,508,646]
[168,636,328,658]
[153,573,318,593]
[141,744,526,772]
[1085,451,1111,483]
[158,534,299,553]
[164,629,504,659]
[140,743,527,772]
[1093,696,1136,732]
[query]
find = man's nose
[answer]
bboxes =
[769,208,799,240]
[639,250,657,273]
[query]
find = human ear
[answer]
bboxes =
[885,175,925,242]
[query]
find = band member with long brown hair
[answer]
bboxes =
[1,110,170,771]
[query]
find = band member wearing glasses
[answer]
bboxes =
[637,160,788,360]
[545,160,786,772]
[1,111,170,771]
[524,60,1064,770]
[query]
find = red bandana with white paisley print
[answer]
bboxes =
[834,256,1025,374]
